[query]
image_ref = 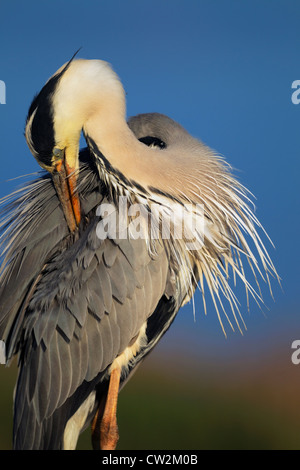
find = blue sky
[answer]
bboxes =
[0,0,299,364]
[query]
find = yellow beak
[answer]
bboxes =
[52,146,81,232]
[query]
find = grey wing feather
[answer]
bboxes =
[0,177,68,353]
[13,233,169,448]
[0,156,174,449]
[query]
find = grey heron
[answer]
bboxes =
[0,57,278,450]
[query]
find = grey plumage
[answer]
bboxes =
[0,142,182,449]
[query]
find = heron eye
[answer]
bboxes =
[139,136,166,149]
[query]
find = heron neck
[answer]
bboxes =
[84,114,175,194]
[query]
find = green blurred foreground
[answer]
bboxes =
[1,346,300,450]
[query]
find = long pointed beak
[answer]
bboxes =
[52,148,81,233]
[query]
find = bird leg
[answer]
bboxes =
[91,367,121,450]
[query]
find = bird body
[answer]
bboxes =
[0,57,278,449]
[0,152,182,448]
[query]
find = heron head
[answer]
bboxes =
[25,58,125,173]
[25,58,125,231]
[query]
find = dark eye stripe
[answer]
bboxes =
[139,136,166,149]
